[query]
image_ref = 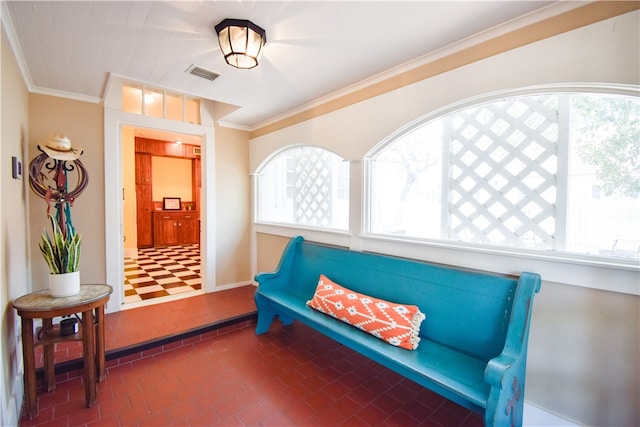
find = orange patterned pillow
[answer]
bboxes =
[306,274,425,350]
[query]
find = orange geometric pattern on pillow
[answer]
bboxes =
[306,274,425,350]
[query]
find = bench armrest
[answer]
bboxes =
[484,272,541,427]
[254,235,304,291]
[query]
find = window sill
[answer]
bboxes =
[253,224,639,296]
[361,235,639,296]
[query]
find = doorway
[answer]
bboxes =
[121,126,203,306]
[103,106,216,313]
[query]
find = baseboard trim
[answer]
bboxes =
[524,402,580,426]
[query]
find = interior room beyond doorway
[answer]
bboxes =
[122,126,203,306]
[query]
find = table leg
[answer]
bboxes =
[95,306,106,381]
[42,318,55,392]
[81,309,97,407]
[21,317,37,419]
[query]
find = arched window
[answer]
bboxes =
[368,92,639,260]
[256,146,349,230]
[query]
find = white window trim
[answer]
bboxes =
[254,222,351,248]
[254,225,639,296]
[254,145,350,231]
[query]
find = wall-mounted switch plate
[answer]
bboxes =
[12,156,22,179]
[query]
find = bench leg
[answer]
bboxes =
[256,307,296,334]
[255,293,297,334]
[255,309,276,335]
[277,313,294,327]
[255,293,277,334]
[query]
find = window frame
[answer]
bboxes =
[253,144,351,233]
[365,86,638,258]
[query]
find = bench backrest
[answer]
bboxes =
[286,238,518,362]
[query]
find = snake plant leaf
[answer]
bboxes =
[39,214,81,274]
[39,231,60,274]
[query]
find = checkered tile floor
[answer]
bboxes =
[124,245,201,304]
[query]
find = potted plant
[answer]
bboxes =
[39,214,81,297]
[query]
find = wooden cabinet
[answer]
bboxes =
[192,158,201,214]
[153,213,179,246]
[135,153,153,247]
[135,184,154,247]
[178,212,199,244]
[135,140,201,248]
[135,153,152,184]
[153,212,199,246]
[135,137,198,159]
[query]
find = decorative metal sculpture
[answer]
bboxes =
[28,133,88,238]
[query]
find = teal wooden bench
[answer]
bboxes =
[255,236,541,426]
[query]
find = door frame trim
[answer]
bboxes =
[104,108,215,313]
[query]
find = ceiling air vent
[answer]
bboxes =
[186,65,220,82]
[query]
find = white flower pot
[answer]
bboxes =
[49,271,80,297]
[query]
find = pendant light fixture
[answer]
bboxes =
[215,19,266,69]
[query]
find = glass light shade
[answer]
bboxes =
[215,19,266,69]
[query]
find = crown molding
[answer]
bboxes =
[2,1,35,92]
[30,86,102,104]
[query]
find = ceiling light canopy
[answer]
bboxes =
[215,19,266,69]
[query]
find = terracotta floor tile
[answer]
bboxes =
[187,407,222,426]
[116,403,153,425]
[356,402,393,425]
[137,412,172,427]
[283,399,317,423]
[236,401,275,426]
[66,405,100,426]
[97,395,130,419]
[429,404,468,427]
[383,410,422,427]
[166,400,200,424]
[373,394,408,414]
[302,389,335,409]
[309,405,349,425]
[52,398,86,418]
[339,415,373,427]
[321,378,352,400]
[400,399,437,422]
[461,412,485,427]
[87,414,119,427]
[212,396,245,420]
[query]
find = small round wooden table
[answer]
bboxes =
[12,284,112,419]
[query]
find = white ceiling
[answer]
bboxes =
[4,1,572,132]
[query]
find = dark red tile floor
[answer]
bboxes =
[21,285,481,426]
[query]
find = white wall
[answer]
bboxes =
[249,12,640,426]
[151,156,193,203]
[1,21,31,427]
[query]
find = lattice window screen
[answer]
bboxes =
[294,149,333,226]
[446,96,559,248]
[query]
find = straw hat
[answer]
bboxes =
[39,132,83,161]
